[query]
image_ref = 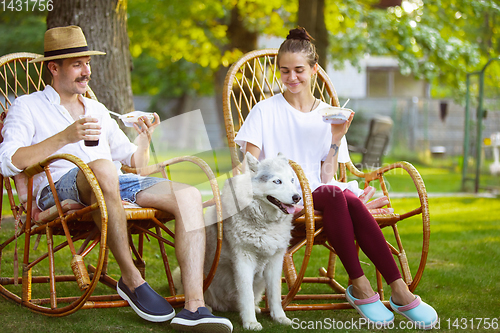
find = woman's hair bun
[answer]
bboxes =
[278,26,318,67]
[286,27,314,42]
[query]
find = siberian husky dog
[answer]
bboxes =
[203,152,301,330]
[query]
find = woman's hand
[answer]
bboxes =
[331,111,354,143]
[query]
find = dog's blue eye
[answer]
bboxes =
[274,179,282,184]
[291,178,294,183]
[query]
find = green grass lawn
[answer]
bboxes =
[1,196,499,332]
[1,151,499,332]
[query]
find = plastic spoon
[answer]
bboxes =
[107,110,122,118]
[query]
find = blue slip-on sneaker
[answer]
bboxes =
[345,285,394,327]
[390,295,438,330]
[170,306,233,333]
[117,277,175,322]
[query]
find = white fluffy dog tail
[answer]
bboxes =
[172,266,184,294]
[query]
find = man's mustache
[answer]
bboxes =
[76,76,91,82]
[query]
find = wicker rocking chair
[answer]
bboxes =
[222,49,431,311]
[0,53,223,316]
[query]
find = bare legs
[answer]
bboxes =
[389,279,416,305]
[351,276,416,306]
[76,159,207,312]
[135,181,206,312]
[76,159,144,291]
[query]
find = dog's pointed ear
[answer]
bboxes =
[244,151,259,174]
[277,152,289,161]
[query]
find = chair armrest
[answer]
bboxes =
[21,153,107,223]
[21,154,99,195]
[122,156,216,181]
[345,159,428,205]
[121,156,221,209]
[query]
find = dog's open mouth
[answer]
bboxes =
[267,196,295,214]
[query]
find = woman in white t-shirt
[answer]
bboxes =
[235,27,437,329]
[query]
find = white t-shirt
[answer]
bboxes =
[0,85,137,203]
[235,93,362,196]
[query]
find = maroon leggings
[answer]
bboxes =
[312,185,401,284]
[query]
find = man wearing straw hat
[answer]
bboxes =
[0,26,232,333]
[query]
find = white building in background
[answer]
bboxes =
[328,57,431,99]
[326,60,367,99]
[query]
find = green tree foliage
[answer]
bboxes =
[128,0,499,101]
[4,1,493,102]
[127,0,296,98]
[0,11,45,55]
[327,0,498,99]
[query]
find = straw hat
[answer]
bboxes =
[29,25,105,63]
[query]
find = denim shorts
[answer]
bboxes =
[38,167,168,211]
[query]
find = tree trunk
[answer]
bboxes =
[298,0,328,70]
[376,0,402,9]
[214,6,258,146]
[47,0,134,116]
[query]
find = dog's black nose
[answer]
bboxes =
[292,194,301,203]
